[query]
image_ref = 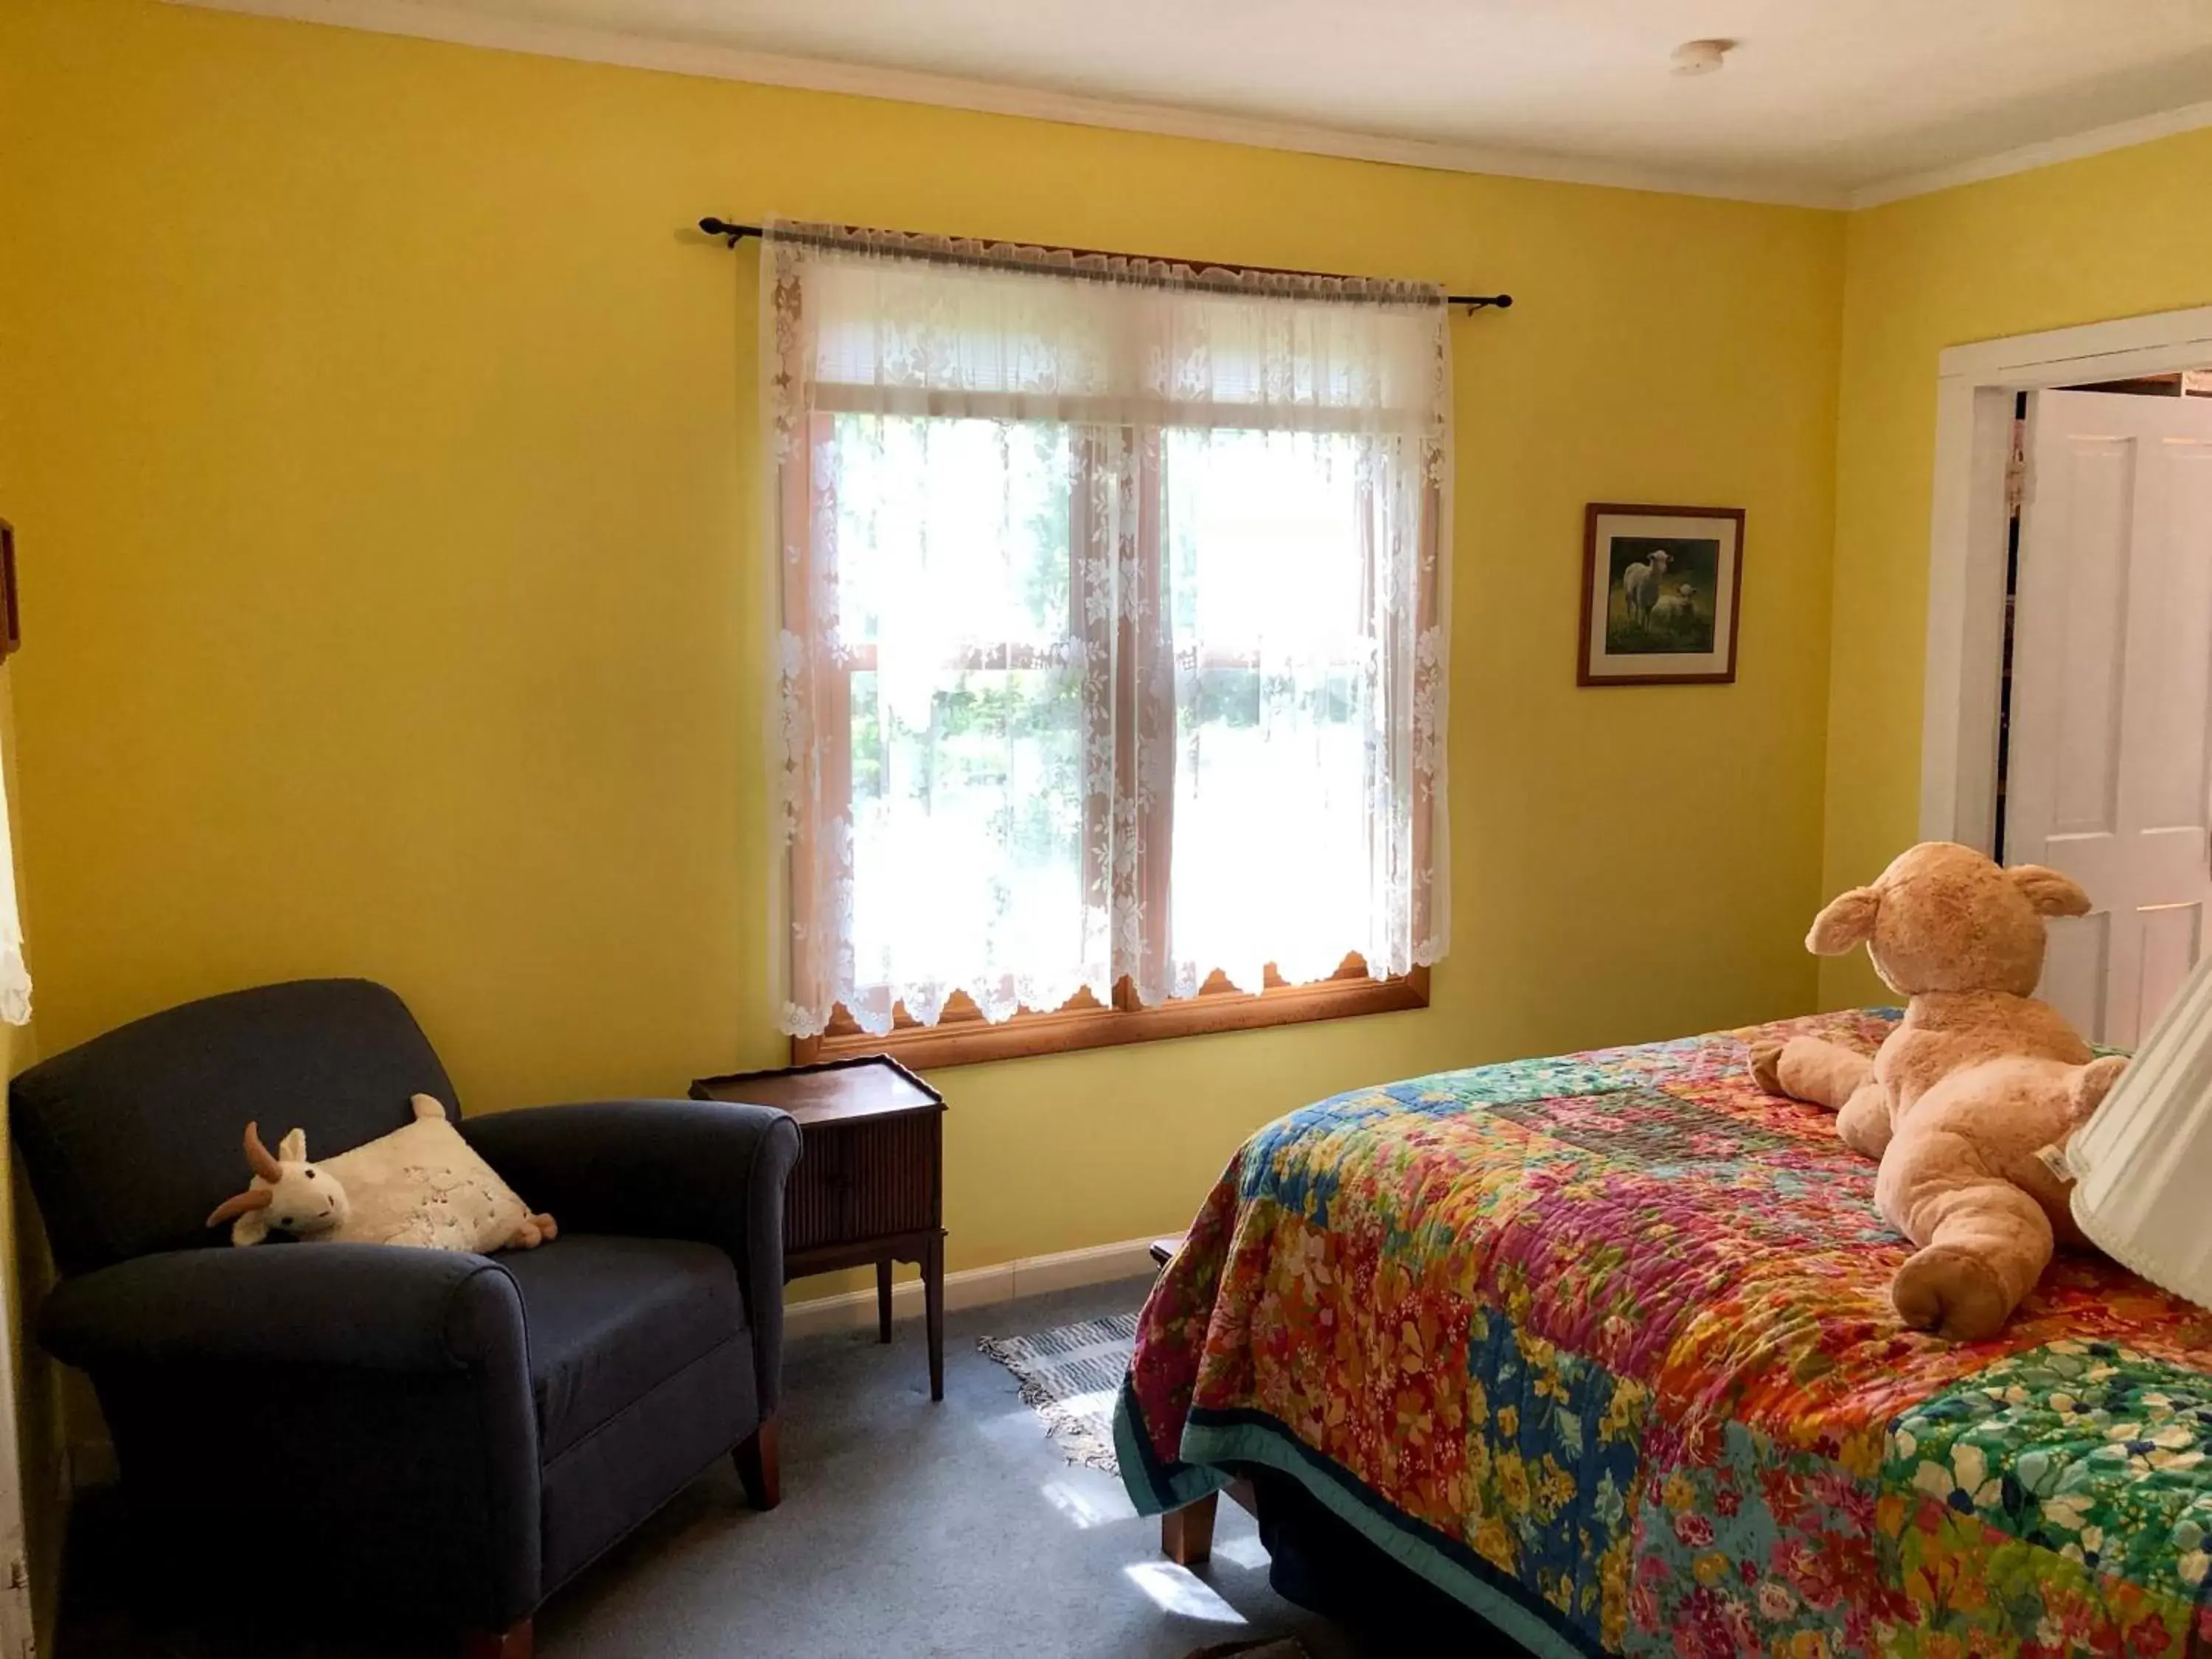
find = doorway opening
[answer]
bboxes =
[1922,310,2212,1046]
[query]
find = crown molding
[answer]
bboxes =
[161,0,1847,209]
[1848,96,2212,209]
[160,0,2212,216]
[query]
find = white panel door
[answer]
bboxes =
[2009,389,2212,1046]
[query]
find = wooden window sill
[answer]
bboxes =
[792,966,1430,1070]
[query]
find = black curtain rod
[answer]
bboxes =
[698,218,1511,312]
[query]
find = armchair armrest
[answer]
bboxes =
[41,1241,527,1373]
[459,1099,801,1411]
[42,1243,542,1631]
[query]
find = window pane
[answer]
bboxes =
[824,413,1397,1020]
[1164,430,1376,990]
[834,415,1095,1020]
[832,415,1070,653]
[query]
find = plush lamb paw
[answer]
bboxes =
[510,1212,559,1249]
[1746,1039,1787,1097]
[1892,1243,2014,1342]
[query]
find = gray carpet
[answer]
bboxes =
[59,1277,1363,1658]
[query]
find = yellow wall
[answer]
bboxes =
[0,0,1843,1287]
[1822,130,2212,1007]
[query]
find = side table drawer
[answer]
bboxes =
[786,1111,939,1254]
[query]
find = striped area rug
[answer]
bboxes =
[978,1311,1138,1473]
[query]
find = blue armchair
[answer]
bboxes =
[11,978,800,1658]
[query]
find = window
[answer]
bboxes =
[768,223,1451,1065]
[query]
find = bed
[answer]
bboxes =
[1114,1010,2212,1658]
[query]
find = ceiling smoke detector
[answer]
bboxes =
[1671,38,1735,76]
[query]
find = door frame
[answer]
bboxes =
[1921,304,2212,855]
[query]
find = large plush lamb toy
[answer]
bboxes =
[1747,842,2126,1340]
[206,1093,557,1252]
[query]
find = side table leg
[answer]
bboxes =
[875,1258,894,1344]
[924,1232,945,1402]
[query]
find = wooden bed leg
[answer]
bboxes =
[462,1619,532,1659]
[1161,1492,1218,1565]
[734,1416,781,1511]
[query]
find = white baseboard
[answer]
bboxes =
[782,1235,1158,1340]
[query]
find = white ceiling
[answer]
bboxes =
[195,0,2212,205]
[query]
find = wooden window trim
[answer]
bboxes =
[791,959,1429,1070]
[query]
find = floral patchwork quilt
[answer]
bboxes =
[1114,1012,2212,1658]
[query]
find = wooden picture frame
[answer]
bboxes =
[0,519,17,659]
[1578,502,1744,686]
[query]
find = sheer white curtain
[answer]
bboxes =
[0,755,28,1026]
[766,221,1451,1037]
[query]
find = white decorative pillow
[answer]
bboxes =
[206,1094,557,1253]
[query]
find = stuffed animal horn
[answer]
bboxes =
[205,1190,271,1230]
[244,1121,283,1184]
[205,1122,284,1230]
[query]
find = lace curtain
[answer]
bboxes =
[0,751,29,1026]
[767,220,1451,1037]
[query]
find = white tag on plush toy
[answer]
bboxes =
[2034,1136,2078,1184]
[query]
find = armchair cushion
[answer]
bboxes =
[460,1099,800,1412]
[501,1236,743,1458]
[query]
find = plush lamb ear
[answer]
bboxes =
[410,1093,447,1121]
[2009,863,2092,918]
[277,1127,307,1163]
[1805,886,1881,956]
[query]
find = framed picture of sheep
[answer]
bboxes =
[1577,502,1745,686]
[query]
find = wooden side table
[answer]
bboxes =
[690,1054,947,1400]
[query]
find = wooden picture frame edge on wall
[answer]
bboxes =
[1576,501,1745,688]
[0,518,17,660]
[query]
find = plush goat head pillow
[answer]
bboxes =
[206,1094,557,1253]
